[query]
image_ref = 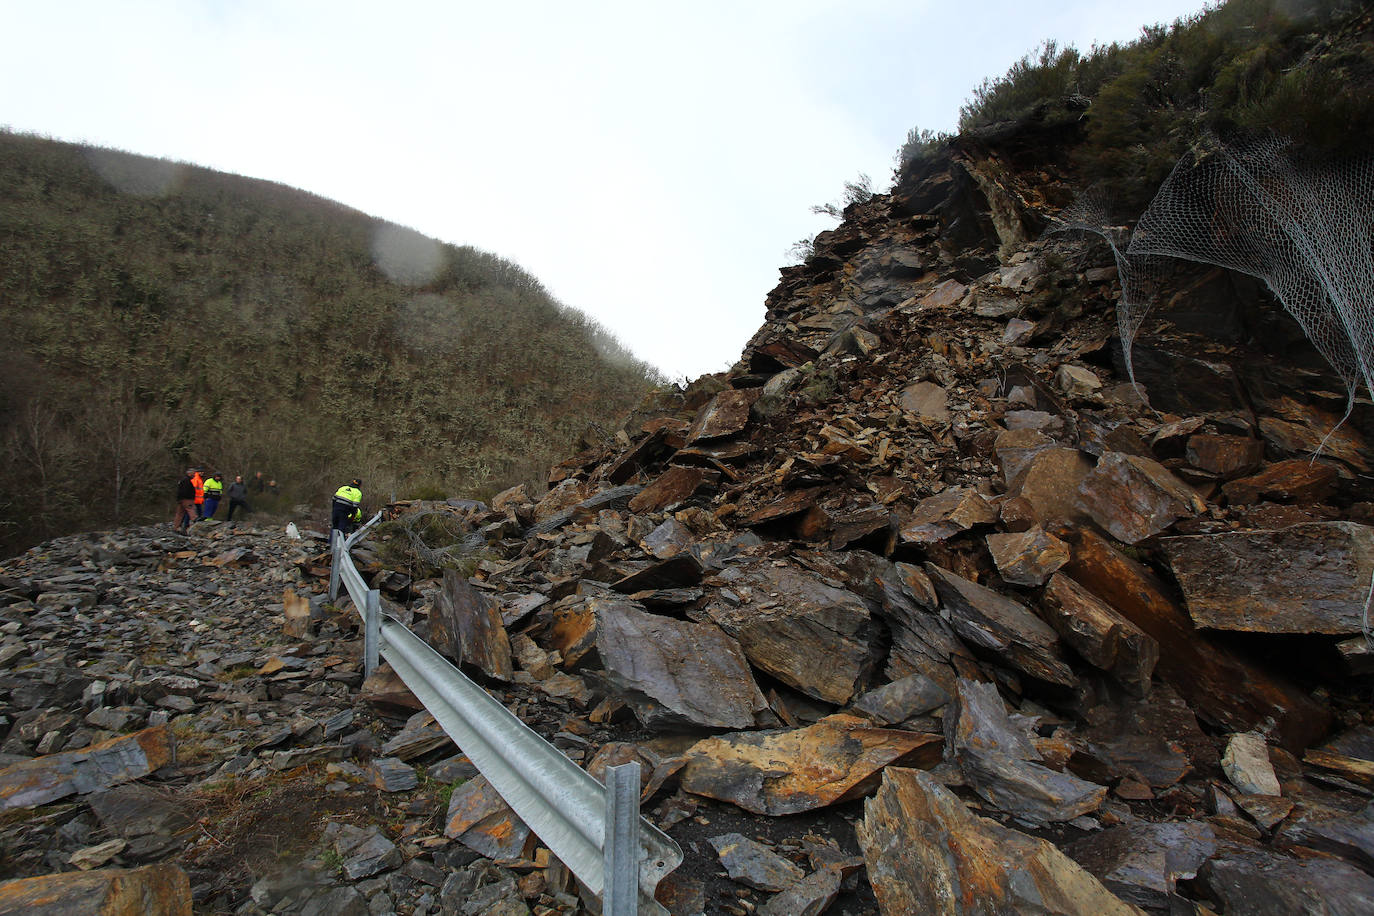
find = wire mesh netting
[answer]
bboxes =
[1052,134,1374,643]
[1055,135,1374,414]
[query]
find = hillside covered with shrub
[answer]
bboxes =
[0,131,662,552]
[900,0,1373,211]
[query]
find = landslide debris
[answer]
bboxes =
[5,134,1374,916]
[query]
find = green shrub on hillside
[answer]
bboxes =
[929,0,1372,210]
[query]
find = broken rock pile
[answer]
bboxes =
[5,141,1374,915]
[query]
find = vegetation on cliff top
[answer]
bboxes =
[902,0,1372,209]
[0,130,661,553]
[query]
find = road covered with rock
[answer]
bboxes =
[5,144,1374,915]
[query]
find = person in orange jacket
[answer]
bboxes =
[191,469,205,519]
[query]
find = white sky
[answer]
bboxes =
[3,0,1213,380]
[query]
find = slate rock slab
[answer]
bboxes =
[1076,451,1201,544]
[0,725,174,810]
[986,525,1070,586]
[0,863,192,916]
[429,570,513,681]
[856,767,1144,916]
[850,672,949,725]
[595,600,766,729]
[1058,527,1331,752]
[1041,573,1158,696]
[1065,821,1216,908]
[710,560,882,704]
[1198,846,1374,916]
[758,866,841,916]
[946,679,1107,825]
[444,775,531,860]
[1162,522,1374,635]
[680,714,942,815]
[926,564,1076,687]
[708,833,804,891]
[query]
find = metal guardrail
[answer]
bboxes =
[329,523,681,915]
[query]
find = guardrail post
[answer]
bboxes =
[603,761,641,916]
[364,588,381,678]
[328,532,341,602]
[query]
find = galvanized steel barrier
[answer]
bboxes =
[329,519,681,915]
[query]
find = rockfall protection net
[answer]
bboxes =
[1121,135,1374,420]
[1053,135,1374,643]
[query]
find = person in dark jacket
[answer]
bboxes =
[173,469,196,533]
[226,475,251,520]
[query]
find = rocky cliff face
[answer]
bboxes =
[4,135,1374,915]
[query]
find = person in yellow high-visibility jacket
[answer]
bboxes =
[201,473,223,520]
[331,478,363,542]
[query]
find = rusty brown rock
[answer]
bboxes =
[1161,522,1374,635]
[627,465,719,514]
[740,487,827,527]
[1075,452,1201,544]
[1078,683,1207,789]
[898,488,997,545]
[1185,434,1265,477]
[709,561,882,704]
[609,553,704,593]
[444,775,531,860]
[1011,447,1094,525]
[994,427,1055,486]
[985,525,1069,586]
[533,478,589,520]
[856,768,1145,916]
[639,517,695,559]
[899,381,950,421]
[430,570,512,681]
[917,279,969,309]
[0,864,191,916]
[752,337,820,370]
[679,714,942,815]
[1220,458,1339,505]
[546,600,598,668]
[1063,821,1217,909]
[925,564,1077,686]
[0,726,175,811]
[828,504,892,551]
[1041,574,1158,695]
[1058,527,1331,752]
[594,601,767,729]
[360,663,424,711]
[686,388,759,443]
[282,587,311,639]
[1304,748,1374,790]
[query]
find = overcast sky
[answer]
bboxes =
[4,0,1213,380]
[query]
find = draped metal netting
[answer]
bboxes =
[1053,134,1374,642]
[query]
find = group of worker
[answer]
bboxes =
[172,468,261,532]
[173,467,365,540]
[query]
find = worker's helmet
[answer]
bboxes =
[352,477,362,487]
